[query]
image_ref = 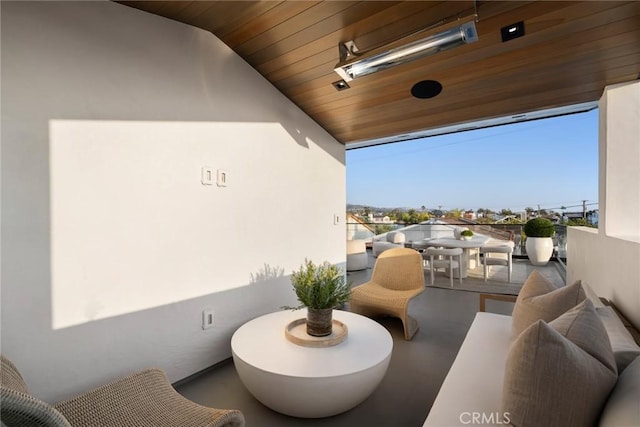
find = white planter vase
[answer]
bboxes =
[525,237,554,266]
[454,227,468,240]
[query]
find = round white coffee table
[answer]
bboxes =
[231,309,393,418]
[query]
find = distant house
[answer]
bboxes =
[372,214,393,224]
[564,211,584,219]
[463,210,476,220]
[563,210,599,226]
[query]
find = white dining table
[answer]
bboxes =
[423,236,491,278]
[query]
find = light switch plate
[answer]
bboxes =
[201,167,214,185]
[217,169,228,187]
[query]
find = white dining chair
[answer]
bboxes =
[480,244,513,283]
[423,247,463,288]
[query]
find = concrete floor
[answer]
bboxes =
[176,252,564,427]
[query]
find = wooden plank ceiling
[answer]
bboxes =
[118,1,640,145]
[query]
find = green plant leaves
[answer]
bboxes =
[524,217,556,237]
[287,259,351,310]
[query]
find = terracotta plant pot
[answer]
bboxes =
[306,308,333,337]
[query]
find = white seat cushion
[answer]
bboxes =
[423,313,512,426]
[598,355,640,426]
[346,252,368,271]
[372,241,402,257]
[346,239,366,255]
[386,231,405,244]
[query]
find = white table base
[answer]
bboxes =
[231,310,393,418]
[233,355,390,418]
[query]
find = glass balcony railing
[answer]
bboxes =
[347,220,569,264]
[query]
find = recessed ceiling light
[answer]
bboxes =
[411,80,443,99]
[332,80,350,91]
[501,21,525,42]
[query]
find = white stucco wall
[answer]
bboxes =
[599,81,640,241]
[1,1,345,402]
[567,81,640,329]
[567,227,640,328]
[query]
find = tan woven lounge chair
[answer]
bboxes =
[0,354,244,427]
[349,247,425,340]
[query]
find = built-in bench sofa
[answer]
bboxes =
[424,271,640,426]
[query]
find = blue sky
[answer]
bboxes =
[346,109,599,213]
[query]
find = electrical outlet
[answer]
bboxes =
[202,309,214,330]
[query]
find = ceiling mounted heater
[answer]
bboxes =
[334,21,478,82]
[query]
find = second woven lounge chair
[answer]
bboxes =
[0,354,245,427]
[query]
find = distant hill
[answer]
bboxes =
[347,204,416,212]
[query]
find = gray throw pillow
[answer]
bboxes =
[503,299,618,427]
[596,306,640,372]
[581,280,606,308]
[512,270,586,337]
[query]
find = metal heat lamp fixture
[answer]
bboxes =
[334,21,479,82]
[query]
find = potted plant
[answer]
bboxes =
[523,217,556,266]
[453,227,466,239]
[460,229,474,240]
[285,259,351,337]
